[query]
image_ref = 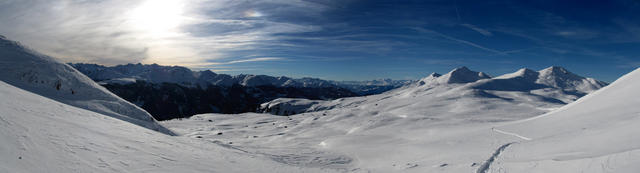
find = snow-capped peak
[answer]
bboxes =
[496,68,539,80]
[536,66,607,93]
[437,66,491,84]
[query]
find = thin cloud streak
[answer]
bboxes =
[412,27,504,54]
[182,57,286,68]
[460,24,493,36]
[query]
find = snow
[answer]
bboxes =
[435,66,491,84]
[0,37,171,134]
[0,80,330,172]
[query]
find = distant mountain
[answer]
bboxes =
[0,36,173,134]
[102,81,356,120]
[332,78,412,95]
[70,63,410,94]
[471,66,607,103]
[259,66,607,116]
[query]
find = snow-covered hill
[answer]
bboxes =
[489,67,640,172]
[0,36,171,134]
[260,66,606,117]
[0,80,323,173]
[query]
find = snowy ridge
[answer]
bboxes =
[260,66,606,116]
[435,66,491,84]
[0,36,172,134]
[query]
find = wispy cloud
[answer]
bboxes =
[412,27,504,54]
[460,24,493,36]
[183,57,286,68]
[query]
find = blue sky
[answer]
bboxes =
[1,0,639,81]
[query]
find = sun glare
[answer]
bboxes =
[129,0,185,37]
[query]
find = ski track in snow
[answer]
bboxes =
[476,142,514,173]
[492,128,532,141]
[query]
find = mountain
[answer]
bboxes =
[72,63,335,88]
[470,67,607,103]
[102,81,356,120]
[259,66,607,116]
[0,36,172,134]
[435,66,491,84]
[332,78,412,95]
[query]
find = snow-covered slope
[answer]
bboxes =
[260,66,606,117]
[0,36,171,134]
[0,80,324,172]
[489,67,640,172]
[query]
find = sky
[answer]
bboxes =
[1,0,639,82]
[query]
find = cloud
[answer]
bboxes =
[184,57,286,68]
[412,27,504,54]
[224,57,285,64]
[460,24,493,36]
[0,0,327,67]
[554,29,598,40]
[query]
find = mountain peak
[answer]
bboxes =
[540,66,571,75]
[538,66,582,80]
[440,66,491,84]
[428,72,442,78]
[536,66,608,93]
[496,68,538,79]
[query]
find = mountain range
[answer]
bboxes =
[259,66,607,116]
[70,63,411,94]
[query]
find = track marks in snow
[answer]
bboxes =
[492,128,531,141]
[476,142,514,173]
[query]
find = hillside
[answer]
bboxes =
[0,80,321,172]
[490,68,640,172]
[0,36,171,134]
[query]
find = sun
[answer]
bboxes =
[128,0,185,37]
